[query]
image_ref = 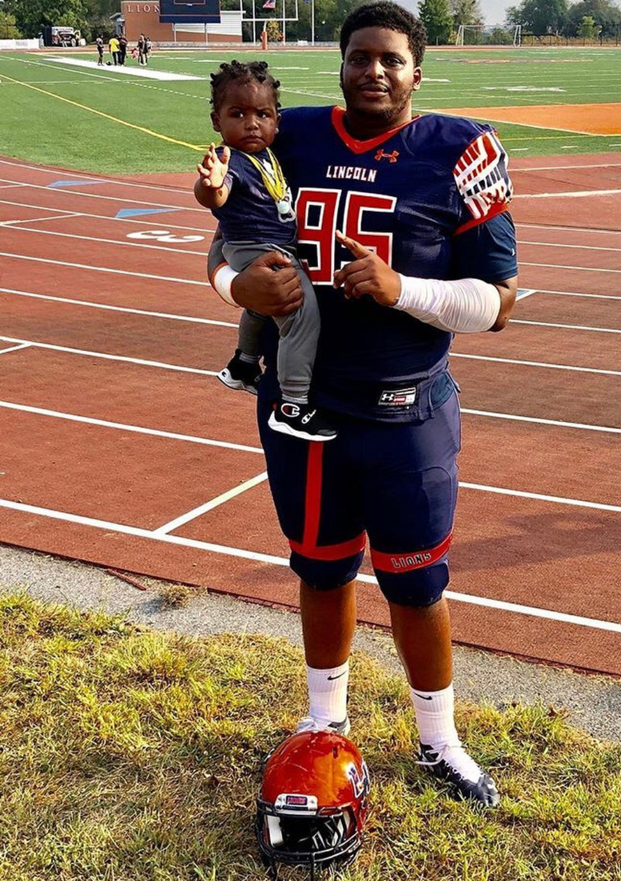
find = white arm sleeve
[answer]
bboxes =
[393,274,501,334]
[211,263,241,308]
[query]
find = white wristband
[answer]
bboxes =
[211,263,240,308]
[394,275,501,334]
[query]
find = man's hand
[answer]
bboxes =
[232,251,304,316]
[197,143,230,190]
[333,230,401,307]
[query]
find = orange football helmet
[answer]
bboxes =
[256,731,370,876]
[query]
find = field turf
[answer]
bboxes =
[1,46,620,174]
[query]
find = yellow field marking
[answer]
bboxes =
[1,73,204,152]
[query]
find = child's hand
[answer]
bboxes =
[197,143,230,190]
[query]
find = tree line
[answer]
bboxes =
[2,0,620,43]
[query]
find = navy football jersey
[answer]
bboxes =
[262,106,517,421]
[212,147,297,247]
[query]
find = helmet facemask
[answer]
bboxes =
[256,732,370,878]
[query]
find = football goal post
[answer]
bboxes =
[455,24,522,46]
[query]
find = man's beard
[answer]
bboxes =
[344,86,413,125]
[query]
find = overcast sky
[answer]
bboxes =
[399,0,512,28]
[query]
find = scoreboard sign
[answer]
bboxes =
[159,0,221,23]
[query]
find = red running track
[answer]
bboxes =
[0,154,620,675]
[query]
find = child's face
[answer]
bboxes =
[211,81,279,153]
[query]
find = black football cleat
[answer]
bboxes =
[417,742,500,808]
[218,349,262,395]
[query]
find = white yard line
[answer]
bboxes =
[45,56,204,81]
[0,497,618,632]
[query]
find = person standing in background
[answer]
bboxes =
[95,36,104,66]
[137,33,146,65]
[118,34,128,65]
[109,35,120,65]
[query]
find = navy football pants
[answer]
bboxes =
[258,390,461,607]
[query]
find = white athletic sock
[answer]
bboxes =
[410,683,482,783]
[410,683,461,749]
[307,661,349,725]
[282,393,309,405]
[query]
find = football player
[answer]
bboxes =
[209,1,518,808]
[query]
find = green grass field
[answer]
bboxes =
[1,594,620,881]
[1,46,620,174]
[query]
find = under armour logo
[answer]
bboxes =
[374,149,399,163]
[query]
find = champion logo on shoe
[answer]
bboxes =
[301,409,317,425]
[281,403,300,418]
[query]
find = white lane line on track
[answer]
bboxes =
[2,288,616,338]
[0,497,618,632]
[0,199,211,233]
[0,178,203,212]
[518,222,621,237]
[0,343,31,356]
[1,225,207,256]
[0,253,209,287]
[518,239,621,253]
[451,352,621,377]
[0,289,238,328]
[1,213,80,225]
[511,319,621,334]
[2,333,619,379]
[520,261,621,274]
[517,189,621,199]
[0,158,192,196]
[535,288,621,300]
[0,177,200,209]
[0,401,263,454]
[3,396,619,445]
[462,408,620,434]
[152,472,269,536]
[0,336,218,376]
[513,163,621,172]
[460,482,621,514]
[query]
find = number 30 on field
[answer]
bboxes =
[126,230,204,244]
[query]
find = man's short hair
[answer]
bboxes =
[340,2,427,67]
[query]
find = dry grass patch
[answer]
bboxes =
[0,594,619,881]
